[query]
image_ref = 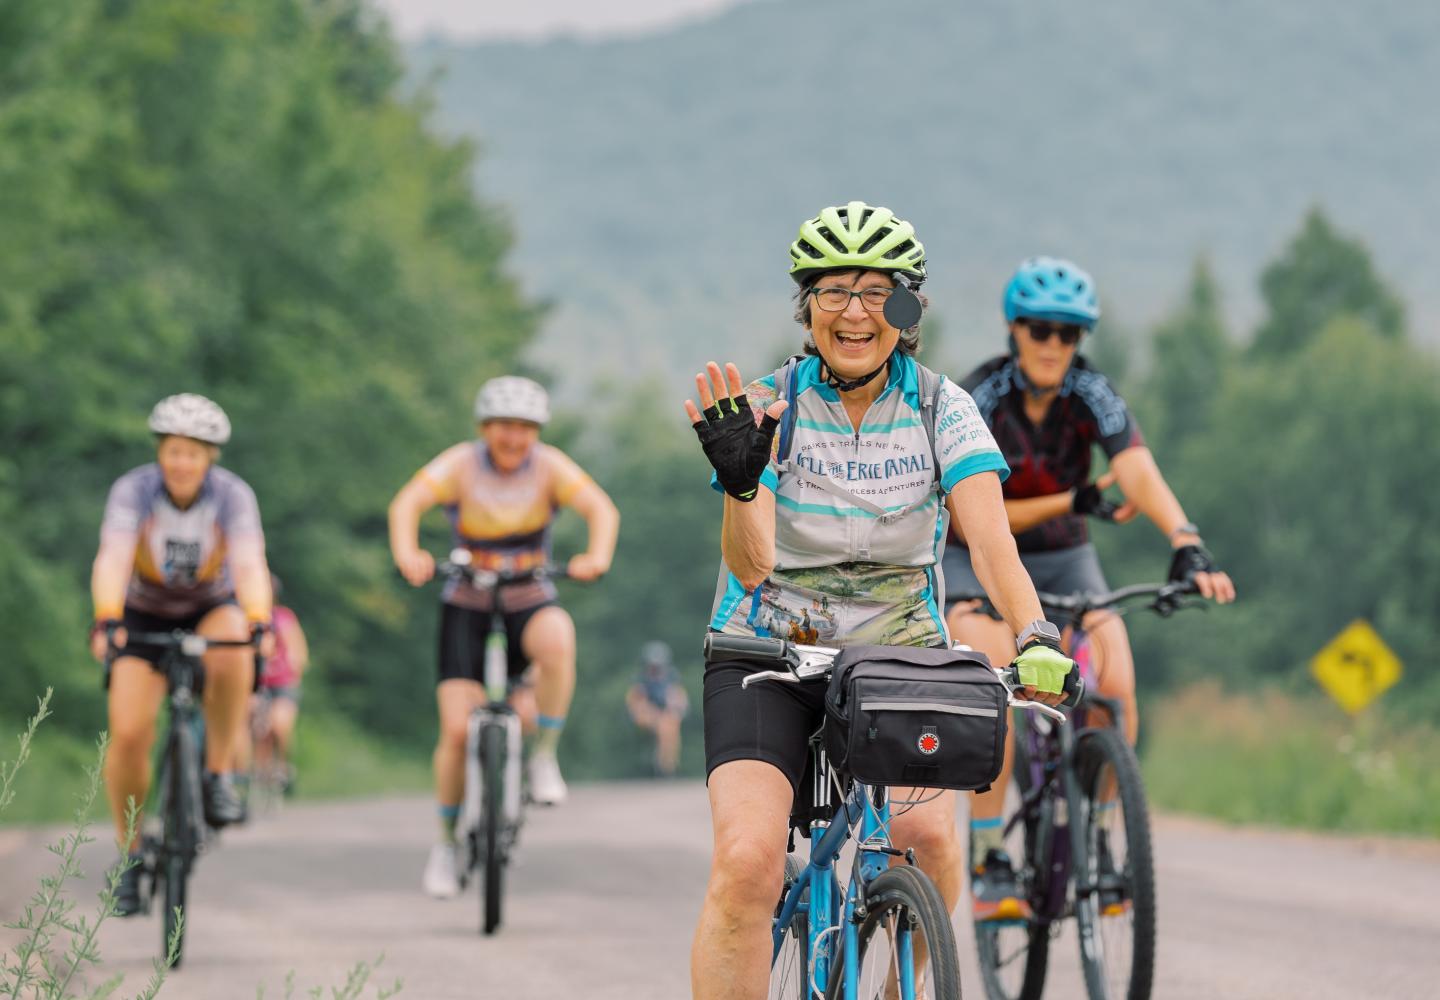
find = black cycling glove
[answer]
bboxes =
[1072,482,1121,521]
[691,393,779,502]
[1168,543,1217,585]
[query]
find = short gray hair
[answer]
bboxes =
[791,274,927,357]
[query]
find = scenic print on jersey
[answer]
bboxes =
[711,354,1007,648]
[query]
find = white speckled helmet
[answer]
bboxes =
[474,376,550,426]
[147,393,232,445]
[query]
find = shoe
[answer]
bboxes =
[423,843,460,898]
[202,771,245,828]
[526,751,568,806]
[113,852,145,917]
[1094,830,1131,916]
[972,849,1033,923]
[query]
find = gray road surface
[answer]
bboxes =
[3,784,1438,999]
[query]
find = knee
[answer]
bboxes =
[890,808,959,860]
[108,722,155,761]
[524,610,576,664]
[708,833,786,915]
[436,719,469,753]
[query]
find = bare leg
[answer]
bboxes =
[692,760,792,1000]
[105,657,167,851]
[520,606,576,724]
[197,604,255,774]
[656,713,682,775]
[434,679,483,812]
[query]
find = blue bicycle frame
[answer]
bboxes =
[772,764,916,999]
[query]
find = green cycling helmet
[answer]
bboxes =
[789,201,926,284]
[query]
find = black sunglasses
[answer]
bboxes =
[1021,321,1086,346]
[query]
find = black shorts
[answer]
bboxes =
[942,542,1110,630]
[703,654,828,796]
[106,600,239,689]
[437,601,556,685]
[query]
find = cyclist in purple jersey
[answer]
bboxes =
[88,394,274,915]
[943,258,1236,923]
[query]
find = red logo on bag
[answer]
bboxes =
[917,732,940,755]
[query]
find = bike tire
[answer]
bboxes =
[828,865,962,1000]
[768,854,810,1000]
[161,719,201,967]
[480,720,506,935]
[1073,727,1155,1000]
[975,716,1049,1000]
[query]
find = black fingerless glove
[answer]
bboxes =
[692,393,779,502]
[1072,482,1120,521]
[1168,543,1217,584]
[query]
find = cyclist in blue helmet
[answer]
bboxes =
[944,256,1236,923]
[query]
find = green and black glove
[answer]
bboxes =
[691,393,779,502]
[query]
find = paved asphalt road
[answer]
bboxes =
[3,783,1438,999]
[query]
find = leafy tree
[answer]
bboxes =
[1251,208,1404,358]
[1140,258,1232,452]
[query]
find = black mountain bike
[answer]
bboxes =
[438,551,573,935]
[107,627,260,967]
[970,581,1200,1000]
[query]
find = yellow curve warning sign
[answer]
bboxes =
[1310,620,1402,715]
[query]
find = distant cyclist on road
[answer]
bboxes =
[945,256,1237,922]
[243,574,309,798]
[89,393,274,915]
[388,375,620,899]
[685,203,1079,999]
[625,640,689,777]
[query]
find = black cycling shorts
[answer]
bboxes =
[106,601,240,687]
[437,600,557,685]
[703,653,828,796]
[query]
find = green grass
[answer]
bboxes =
[1142,681,1440,835]
[0,708,429,827]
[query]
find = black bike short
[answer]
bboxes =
[703,653,828,797]
[106,600,239,688]
[437,600,556,685]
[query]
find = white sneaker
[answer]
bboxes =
[527,751,568,806]
[422,843,460,898]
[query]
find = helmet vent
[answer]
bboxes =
[798,240,825,261]
[859,228,892,254]
[815,226,849,254]
[1034,274,1048,287]
[882,239,915,260]
[859,207,874,227]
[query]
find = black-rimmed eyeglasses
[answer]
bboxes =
[809,286,894,313]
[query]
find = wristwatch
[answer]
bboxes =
[1168,522,1202,542]
[1015,619,1062,653]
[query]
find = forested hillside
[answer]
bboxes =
[415,0,1440,388]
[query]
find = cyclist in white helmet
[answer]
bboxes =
[389,374,620,899]
[89,393,275,915]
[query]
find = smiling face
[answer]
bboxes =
[806,270,901,381]
[1011,319,1084,391]
[480,418,541,472]
[156,435,215,506]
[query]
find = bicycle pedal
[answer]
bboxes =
[1101,901,1132,917]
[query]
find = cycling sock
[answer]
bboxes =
[437,803,460,844]
[970,817,1005,870]
[534,714,565,755]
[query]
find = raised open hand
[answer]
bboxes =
[683,362,788,502]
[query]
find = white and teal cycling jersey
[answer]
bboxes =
[709,353,1008,648]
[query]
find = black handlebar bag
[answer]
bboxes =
[824,645,1008,791]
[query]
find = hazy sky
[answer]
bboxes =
[374,0,753,41]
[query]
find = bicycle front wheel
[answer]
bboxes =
[830,865,962,1000]
[480,720,507,935]
[769,853,810,1000]
[1073,727,1155,1000]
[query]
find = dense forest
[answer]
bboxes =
[2,0,1437,825]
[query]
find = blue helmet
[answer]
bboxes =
[1002,256,1101,326]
